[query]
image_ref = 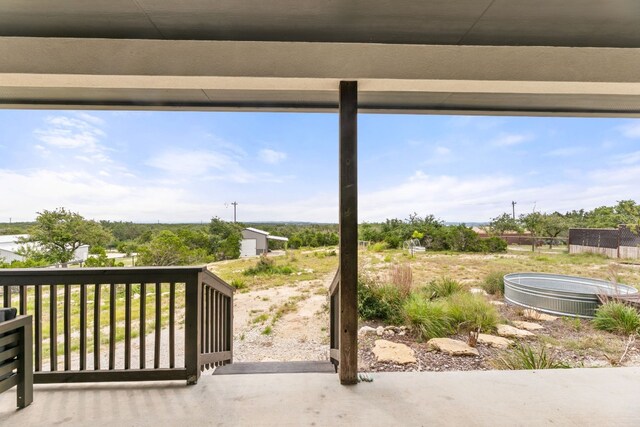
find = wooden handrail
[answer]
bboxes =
[329,268,340,371]
[0,266,233,385]
[329,268,340,295]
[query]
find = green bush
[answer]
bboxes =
[402,294,453,341]
[493,343,570,370]
[445,293,499,333]
[357,276,406,324]
[230,278,247,290]
[593,302,640,335]
[243,254,295,276]
[481,271,507,296]
[370,242,388,252]
[480,236,508,253]
[424,277,464,299]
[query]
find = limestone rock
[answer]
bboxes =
[358,326,377,336]
[523,309,558,322]
[477,334,513,349]
[497,324,535,338]
[372,340,416,364]
[426,338,480,356]
[489,300,505,306]
[376,326,385,336]
[512,320,544,331]
[470,288,489,296]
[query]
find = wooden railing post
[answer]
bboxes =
[17,316,33,408]
[184,271,202,385]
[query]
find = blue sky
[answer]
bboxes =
[0,110,639,223]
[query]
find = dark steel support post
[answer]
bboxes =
[339,81,358,385]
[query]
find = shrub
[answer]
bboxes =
[445,293,499,333]
[370,242,388,252]
[480,236,508,253]
[424,277,463,299]
[230,278,247,290]
[243,254,295,276]
[402,294,453,341]
[357,276,406,324]
[593,302,640,335]
[493,343,570,370]
[481,271,507,296]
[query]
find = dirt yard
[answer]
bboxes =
[210,247,640,372]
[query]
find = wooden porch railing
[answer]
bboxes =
[0,314,33,408]
[0,266,233,385]
[329,268,340,371]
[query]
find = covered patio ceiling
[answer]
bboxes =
[1,1,640,115]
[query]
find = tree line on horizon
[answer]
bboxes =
[1,200,638,267]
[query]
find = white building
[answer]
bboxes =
[0,234,90,265]
[240,227,289,258]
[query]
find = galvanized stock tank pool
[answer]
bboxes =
[503,273,638,318]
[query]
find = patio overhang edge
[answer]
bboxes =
[1,37,640,116]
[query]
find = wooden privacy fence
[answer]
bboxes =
[569,226,640,259]
[0,266,233,385]
[329,269,340,372]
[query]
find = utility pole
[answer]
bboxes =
[511,201,517,220]
[231,201,238,223]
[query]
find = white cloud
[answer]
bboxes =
[357,162,640,222]
[1,160,638,223]
[619,122,640,139]
[545,147,584,157]
[74,112,105,126]
[147,148,286,184]
[434,146,451,156]
[491,133,533,147]
[33,113,110,163]
[259,148,287,164]
[147,150,237,176]
[360,171,516,222]
[610,150,640,165]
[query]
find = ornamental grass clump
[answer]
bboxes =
[493,343,570,370]
[481,271,507,296]
[444,292,499,333]
[593,302,640,335]
[402,294,453,341]
[424,277,464,299]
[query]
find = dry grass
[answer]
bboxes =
[389,264,413,297]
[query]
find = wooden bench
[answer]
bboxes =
[0,311,33,408]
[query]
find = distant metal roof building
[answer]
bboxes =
[241,227,289,257]
[0,234,29,253]
[244,227,269,236]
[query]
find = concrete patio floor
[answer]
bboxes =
[1,367,638,426]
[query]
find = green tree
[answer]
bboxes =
[488,213,522,235]
[137,230,191,266]
[582,200,640,228]
[208,217,242,260]
[20,208,112,264]
[540,212,569,248]
[520,212,545,252]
